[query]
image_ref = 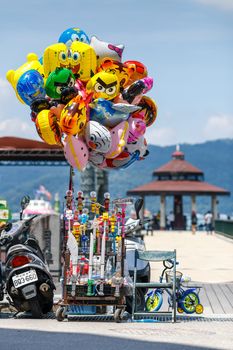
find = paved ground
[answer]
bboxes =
[0,230,233,349]
[144,231,233,283]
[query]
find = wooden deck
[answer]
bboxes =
[199,283,233,314]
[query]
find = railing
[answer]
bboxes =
[215,220,233,239]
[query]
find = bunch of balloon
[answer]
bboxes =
[6,27,157,171]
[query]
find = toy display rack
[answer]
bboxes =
[56,167,133,322]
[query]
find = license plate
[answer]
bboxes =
[12,269,38,288]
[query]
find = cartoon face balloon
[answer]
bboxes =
[58,27,90,47]
[90,36,124,64]
[86,72,120,100]
[60,95,87,135]
[85,121,111,153]
[43,43,69,78]
[6,53,44,104]
[98,59,134,90]
[64,135,89,171]
[17,70,45,105]
[45,68,76,99]
[69,41,97,81]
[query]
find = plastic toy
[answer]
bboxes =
[59,94,87,135]
[6,53,44,104]
[85,120,111,153]
[45,68,76,100]
[90,35,124,64]
[127,115,146,143]
[35,109,62,145]
[86,72,120,100]
[137,96,158,127]
[89,98,140,128]
[69,41,97,81]
[105,121,129,159]
[64,135,89,171]
[58,27,90,47]
[98,58,134,90]
[124,60,148,85]
[43,43,69,78]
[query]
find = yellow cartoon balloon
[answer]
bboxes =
[43,43,69,78]
[35,109,62,145]
[6,53,44,104]
[69,41,97,81]
[59,95,87,135]
[86,71,120,100]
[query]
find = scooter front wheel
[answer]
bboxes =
[145,291,163,312]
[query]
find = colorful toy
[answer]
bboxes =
[127,115,146,143]
[90,36,124,64]
[90,191,97,213]
[124,60,148,85]
[86,72,120,100]
[35,109,62,145]
[120,77,153,105]
[98,58,134,90]
[76,191,84,214]
[58,27,90,47]
[6,53,44,104]
[59,94,87,135]
[105,121,129,159]
[16,70,46,106]
[89,98,140,128]
[125,135,149,159]
[43,43,69,78]
[69,41,97,81]
[45,68,76,100]
[137,96,158,127]
[85,121,111,153]
[64,135,89,171]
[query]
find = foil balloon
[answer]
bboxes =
[16,70,46,106]
[89,98,140,128]
[137,96,158,127]
[43,43,69,78]
[85,121,111,153]
[59,94,87,135]
[45,68,76,100]
[6,53,44,104]
[86,72,120,100]
[58,27,90,47]
[69,41,97,81]
[64,135,89,170]
[105,121,129,159]
[35,109,62,145]
[90,36,124,64]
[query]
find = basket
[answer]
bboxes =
[165,270,183,287]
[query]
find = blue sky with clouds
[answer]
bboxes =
[0,0,232,145]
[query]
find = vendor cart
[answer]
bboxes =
[56,167,134,322]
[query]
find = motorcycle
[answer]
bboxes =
[0,196,55,318]
[124,199,151,313]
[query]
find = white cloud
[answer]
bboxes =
[203,114,233,140]
[0,118,36,139]
[194,0,233,11]
[146,125,177,146]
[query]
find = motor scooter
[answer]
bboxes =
[0,196,55,318]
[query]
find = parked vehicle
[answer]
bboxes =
[0,196,55,318]
[124,199,150,313]
[145,259,203,314]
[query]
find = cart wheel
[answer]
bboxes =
[177,307,184,314]
[114,308,122,323]
[56,307,66,322]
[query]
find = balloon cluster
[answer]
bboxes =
[6,27,157,171]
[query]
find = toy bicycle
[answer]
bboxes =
[145,259,204,314]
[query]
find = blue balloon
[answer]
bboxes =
[16,70,45,105]
[58,27,90,47]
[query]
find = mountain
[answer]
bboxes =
[0,139,232,215]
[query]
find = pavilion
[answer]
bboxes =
[127,146,230,229]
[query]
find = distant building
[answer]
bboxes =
[127,145,230,230]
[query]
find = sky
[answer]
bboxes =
[0,0,232,146]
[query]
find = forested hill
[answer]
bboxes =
[0,139,232,214]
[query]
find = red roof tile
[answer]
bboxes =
[154,159,203,175]
[127,180,230,196]
[0,137,61,150]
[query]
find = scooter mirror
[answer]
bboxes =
[20,195,31,211]
[135,198,144,220]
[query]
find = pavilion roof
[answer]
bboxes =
[0,136,61,150]
[127,180,230,196]
[153,159,203,175]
